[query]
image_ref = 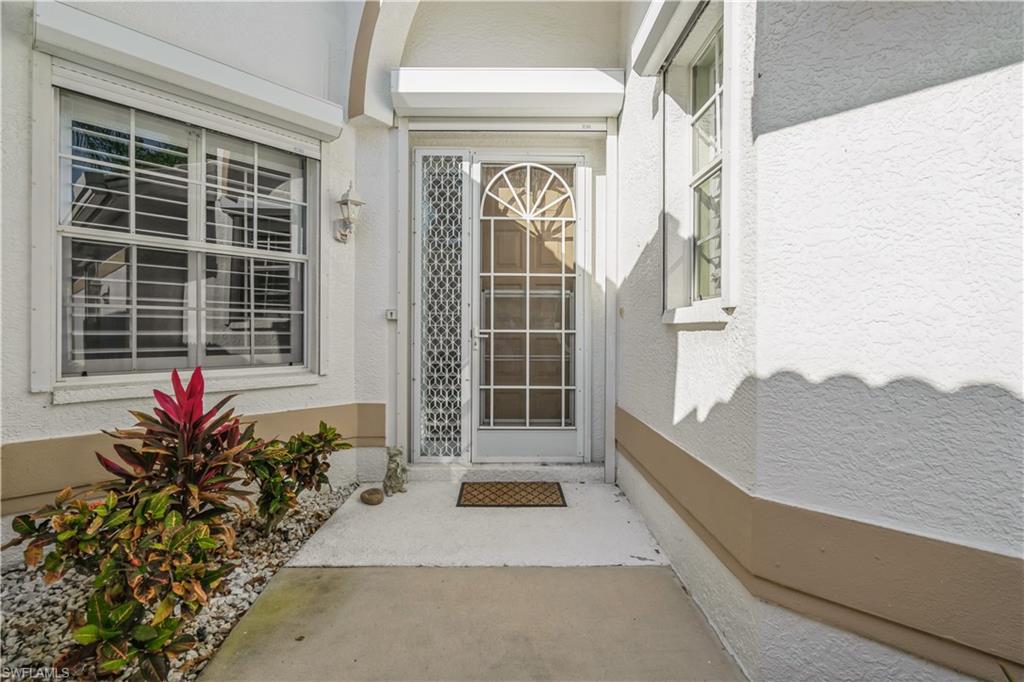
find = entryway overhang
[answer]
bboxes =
[390,68,625,118]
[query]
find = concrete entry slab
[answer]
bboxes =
[288,483,666,567]
[199,566,744,682]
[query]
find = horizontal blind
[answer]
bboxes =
[59,90,308,377]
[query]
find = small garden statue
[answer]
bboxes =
[382,446,408,496]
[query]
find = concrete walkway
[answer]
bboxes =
[200,481,744,681]
[289,483,667,567]
[199,566,743,682]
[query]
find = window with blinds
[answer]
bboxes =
[58,91,311,377]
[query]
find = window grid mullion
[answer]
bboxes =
[696,229,722,247]
[130,244,138,371]
[195,252,205,369]
[689,158,723,190]
[56,225,308,264]
[129,109,136,236]
[252,143,259,250]
[249,257,256,367]
[690,86,720,124]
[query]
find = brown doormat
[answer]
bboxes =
[457,481,567,508]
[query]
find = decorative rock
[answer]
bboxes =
[0,483,358,682]
[360,488,384,505]
[382,446,408,496]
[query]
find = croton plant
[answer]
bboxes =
[3,367,349,681]
[247,421,350,534]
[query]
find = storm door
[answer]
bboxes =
[471,161,583,462]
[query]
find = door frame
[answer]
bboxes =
[410,145,592,465]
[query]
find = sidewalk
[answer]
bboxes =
[199,482,744,681]
[199,566,743,681]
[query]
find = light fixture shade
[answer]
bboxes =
[337,184,365,223]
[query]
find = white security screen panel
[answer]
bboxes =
[412,152,472,460]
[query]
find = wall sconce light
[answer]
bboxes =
[335,182,365,243]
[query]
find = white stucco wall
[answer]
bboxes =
[66,2,351,104]
[751,0,1024,558]
[617,0,1024,554]
[0,1,361,445]
[352,124,395,408]
[401,1,623,69]
[758,602,970,682]
[617,0,758,492]
[615,0,1022,679]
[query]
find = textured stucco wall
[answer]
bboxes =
[615,0,762,671]
[352,124,394,408]
[617,1,758,492]
[758,602,971,682]
[615,0,1022,679]
[401,1,623,68]
[752,0,1023,558]
[0,1,360,444]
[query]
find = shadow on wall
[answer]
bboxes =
[618,192,1022,557]
[676,371,1024,555]
[751,1,1024,138]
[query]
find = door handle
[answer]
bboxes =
[471,328,488,351]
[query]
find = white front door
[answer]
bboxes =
[411,151,585,464]
[470,159,583,462]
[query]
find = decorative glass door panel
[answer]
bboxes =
[473,162,581,462]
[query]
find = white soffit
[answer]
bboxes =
[33,2,344,141]
[391,68,625,118]
[631,1,705,76]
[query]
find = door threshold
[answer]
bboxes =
[407,462,604,483]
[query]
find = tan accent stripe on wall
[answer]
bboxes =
[1,403,385,515]
[616,407,1024,682]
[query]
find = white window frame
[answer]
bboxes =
[30,56,327,403]
[660,2,739,328]
[688,30,723,303]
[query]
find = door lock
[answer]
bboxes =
[471,327,488,351]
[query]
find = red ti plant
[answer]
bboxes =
[99,366,260,522]
[4,368,264,680]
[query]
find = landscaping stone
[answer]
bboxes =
[0,483,356,682]
[359,487,384,505]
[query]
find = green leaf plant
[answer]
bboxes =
[247,421,351,534]
[2,368,259,680]
[3,368,351,680]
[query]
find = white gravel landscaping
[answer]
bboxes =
[1,483,357,682]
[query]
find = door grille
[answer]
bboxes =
[418,154,464,457]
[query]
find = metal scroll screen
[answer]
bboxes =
[418,155,464,457]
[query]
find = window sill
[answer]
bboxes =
[51,367,320,405]
[662,299,734,330]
